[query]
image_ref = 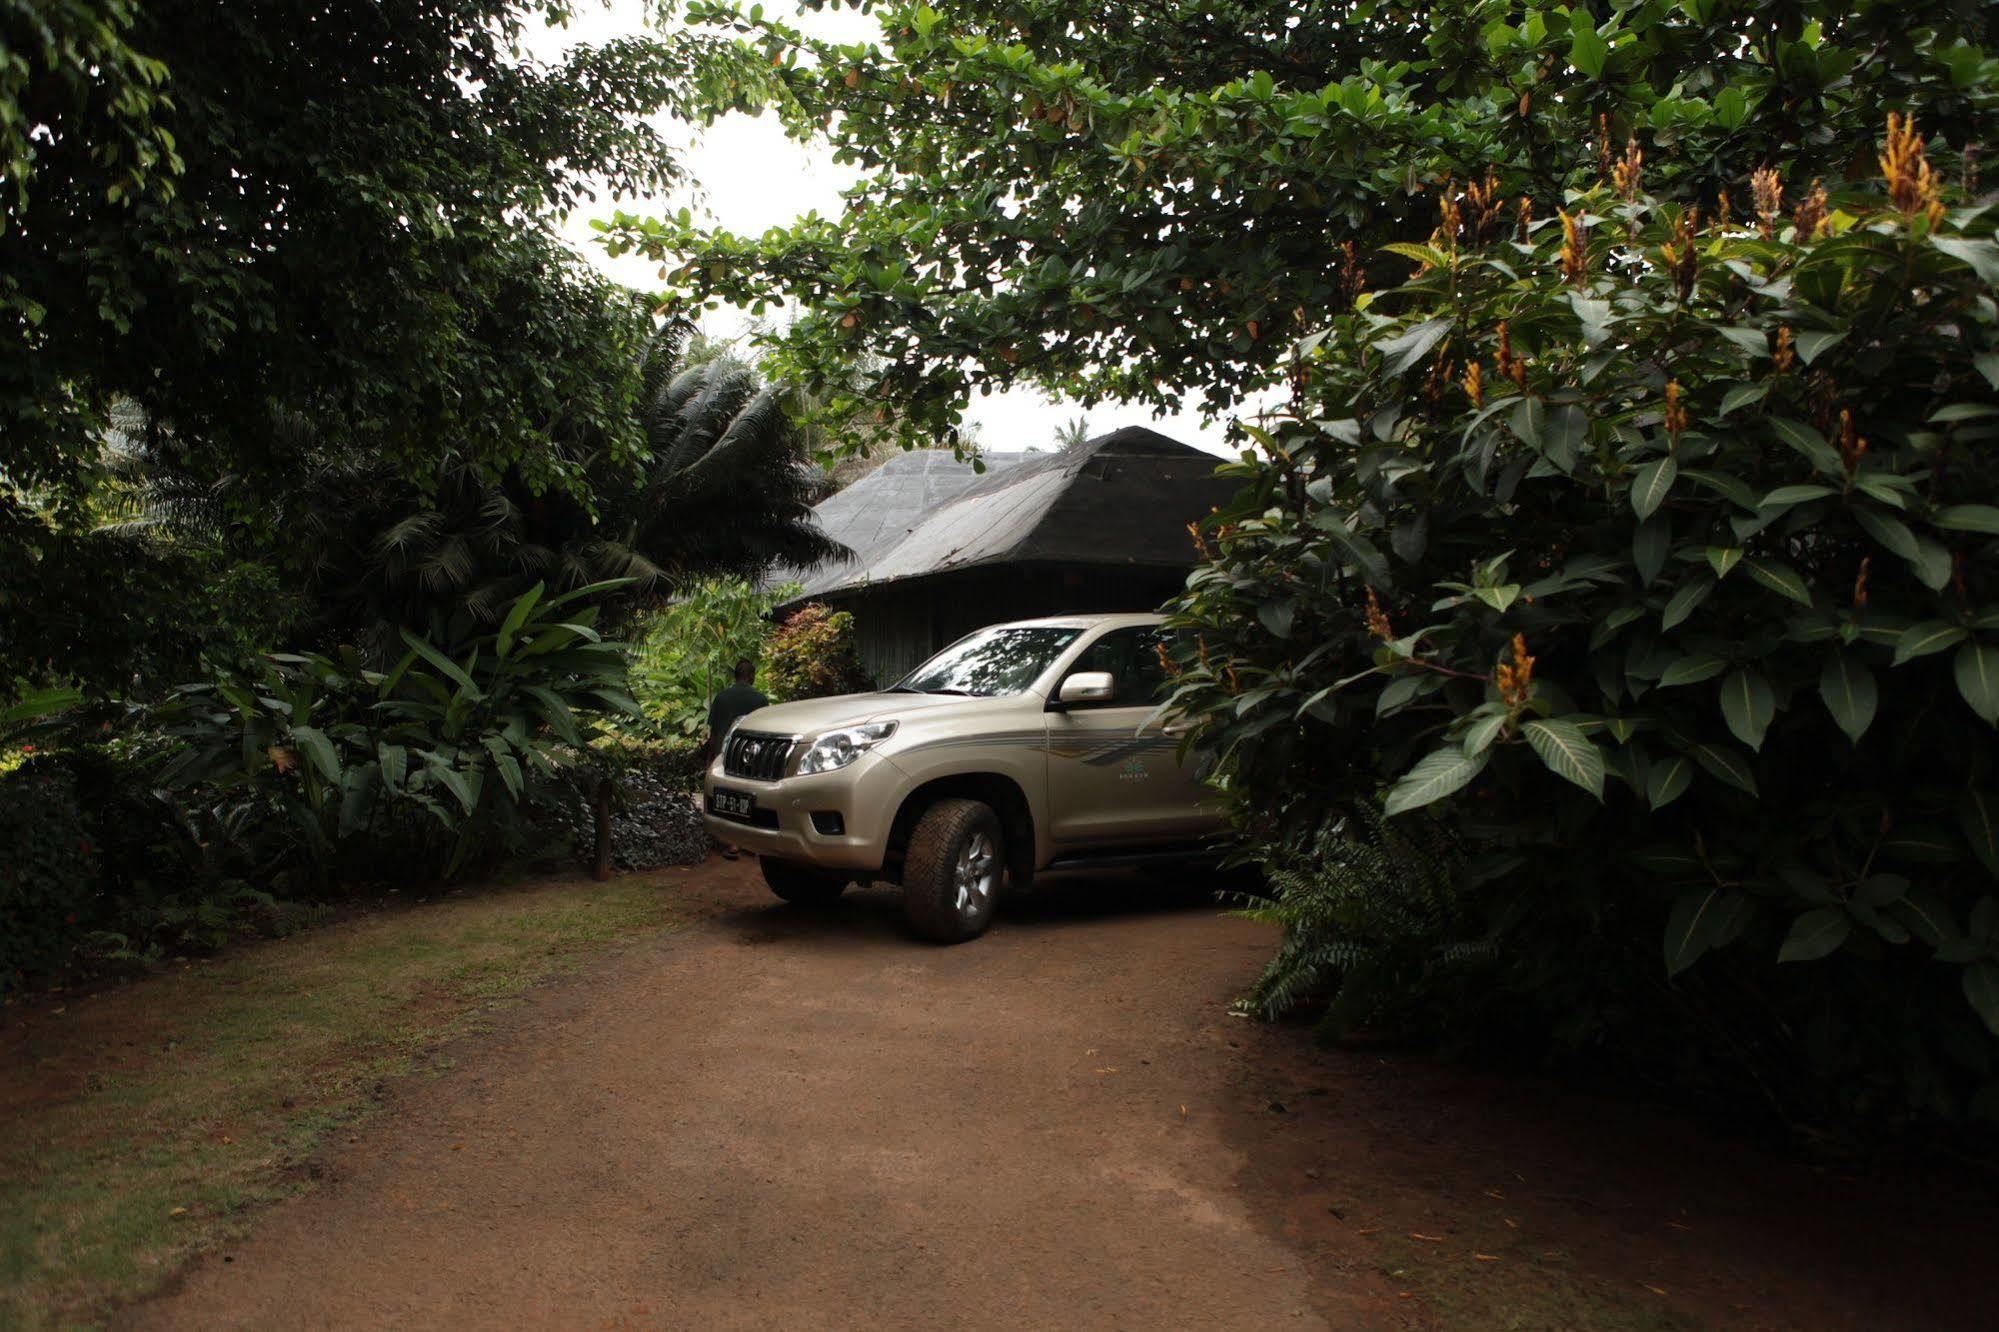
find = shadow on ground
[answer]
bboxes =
[715,868,1227,949]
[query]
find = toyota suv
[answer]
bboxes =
[702,612,1228,942]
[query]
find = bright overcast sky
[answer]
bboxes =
[530,1,1233,456]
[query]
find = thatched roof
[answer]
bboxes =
[785,427,1233,602]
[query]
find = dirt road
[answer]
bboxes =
[128,862,1995,1330]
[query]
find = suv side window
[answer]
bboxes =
[1070,627,1173,708]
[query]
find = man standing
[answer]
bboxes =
[706,659,768,860]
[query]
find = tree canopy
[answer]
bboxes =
[0,0,783,683]
[604,0,1994,445]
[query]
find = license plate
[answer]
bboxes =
[710,788,756,820]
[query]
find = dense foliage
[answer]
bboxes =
[1167,125,1999,1127]
[762,603,869,700]
[155,583,639,885]
[630,576,799,736]
[1,0,772,684]
[0,762,98,986]
[605,0,1994,447]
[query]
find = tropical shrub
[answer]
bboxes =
[629,576,797,736]
[1235,807,1481,1042]
[0,761,99,989]
[762,603,869,701]
[1168,126,1999,1128]
[154,582,639,883]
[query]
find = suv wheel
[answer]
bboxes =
[760,858,848,907]
[901,798,1003,942]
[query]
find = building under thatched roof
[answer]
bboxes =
[781,427,1234,684]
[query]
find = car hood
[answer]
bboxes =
[734,690,1019,738]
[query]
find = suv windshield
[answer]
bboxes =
[896,626,1083,697]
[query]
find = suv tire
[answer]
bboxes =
[901,798,1004,943]
[761,858,848,907]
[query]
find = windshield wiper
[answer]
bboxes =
[921,687,972,696]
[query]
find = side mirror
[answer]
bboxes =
[1056,671,1115,706]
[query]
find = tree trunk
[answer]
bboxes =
[592,776,614,881]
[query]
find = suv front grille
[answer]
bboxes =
[724,730,795,782]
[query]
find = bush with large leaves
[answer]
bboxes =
[1168,126,1999,1128]
[155,582,639,883]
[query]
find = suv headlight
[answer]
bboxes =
[797,722,898,775]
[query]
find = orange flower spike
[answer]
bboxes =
[1881,112,1943,224]
[1836,409,1869,472]
[1559,209,1587,287]
[1462,360,1485,410]
[1664,379,1689,439]
[1613,137,1644,201]
[1751,167,1783,240]
[1495,635,1537,708]
[1773,326,1796,373]
[1791,179,1828,241]
[1364,587,1395,643]
[1853,556,1871,610]
[1515,196,1533,243]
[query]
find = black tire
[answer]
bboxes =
[760,858,848,907]
[900,798,1004,943]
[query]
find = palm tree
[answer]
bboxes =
[1054,415,1093,451]
[117,323,848,656]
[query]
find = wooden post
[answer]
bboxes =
[592,776,613,881]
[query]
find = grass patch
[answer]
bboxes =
[0,872,685,1330]
[1373,1231,1695,1332]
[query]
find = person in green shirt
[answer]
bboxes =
[706,660,768,860]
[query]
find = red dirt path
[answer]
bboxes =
[125,860,1996,1330]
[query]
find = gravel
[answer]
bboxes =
[534,761,710,872]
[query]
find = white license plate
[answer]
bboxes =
[711,788,756,820]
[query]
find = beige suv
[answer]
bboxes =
[703,613,1228,941]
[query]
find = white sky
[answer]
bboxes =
[530,1,1233,456]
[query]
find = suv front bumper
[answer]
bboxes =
[702,749,903,872]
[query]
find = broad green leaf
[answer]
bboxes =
[1381,241,1450,268]
[1743,558,1812,607]
[1933,235,1999,285]
[378,742,408,792]
[1664,888,1719,977]
[1705,547,1742,579]
[1719,668,1775,750]
[1461,710,1509,758]
[1382,744,1488,817]
[290,725,342,781]
[1759,484,1834,509]
[1569,18,1608,77]
[1769,417,1842,475]
[1630,456,1677,520]
[1647,754,1692,810]
[1894,622,1965,665]
[1935,504,1999,535]
[1688,740,1757,795]
[1778,907,1851,963]
[1792,329,1845,365]
[1660,576,1714,631]
[1955,643,1999,724]
[1659,652,1727,687]
[1819,651,1877,743]
[1854,507,1919,561]
[398,629,482,699]
[1257,598,1296,638]
[1632,514,1670,586]
[1522,718,1605,798]
[1961,789,1999,877]
[1717,382,1768,417]
[495,581,546,659]
[1965,963,1999,1038]
[1375,317,1452,376]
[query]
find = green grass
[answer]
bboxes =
[1373,1231,1695,1332]
[0,873,684,1331]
